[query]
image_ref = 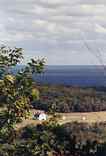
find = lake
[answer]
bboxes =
[33,65,106,87]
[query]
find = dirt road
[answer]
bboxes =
[58,111,106,125]
[15,111,106,130]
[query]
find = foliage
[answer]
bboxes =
[0,46,23,78]
[0,122,106,156]
[0,45,45,142]
[28,58,45,74]
[32,85,106,113]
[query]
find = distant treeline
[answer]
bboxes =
[32,85,106,113]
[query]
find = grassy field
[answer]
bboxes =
[58,111,106,124]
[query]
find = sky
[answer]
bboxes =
[0,0,106,65]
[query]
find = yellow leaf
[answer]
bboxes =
[31,88,40,100]
[4,74,15,84]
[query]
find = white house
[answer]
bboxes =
[38,113,47,121]
[33,110,47,121]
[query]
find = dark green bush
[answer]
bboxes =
[1,122,106,156]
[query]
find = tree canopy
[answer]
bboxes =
[0,46,45,142]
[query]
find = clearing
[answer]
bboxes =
[1,108,106,130]
[15,110,106,130]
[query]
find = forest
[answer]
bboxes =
[33,85,106,113]
[0,46,106,156]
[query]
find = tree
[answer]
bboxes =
[0,45,45,142]
[0,46,23,78]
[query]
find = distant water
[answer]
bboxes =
[13,65,106,87]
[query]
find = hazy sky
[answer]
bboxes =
[0,0,106,65]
